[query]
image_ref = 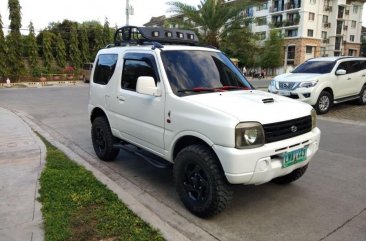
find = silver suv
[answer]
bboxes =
[268,57,366,114]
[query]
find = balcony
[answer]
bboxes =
[285,0,301,10]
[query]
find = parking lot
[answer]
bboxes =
[0,85,365,241]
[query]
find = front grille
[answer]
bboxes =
[278,82,297,90]
[263,116,312,143]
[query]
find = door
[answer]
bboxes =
[110,52,165,155]
[333,60,360,98]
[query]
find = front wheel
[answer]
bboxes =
[174,145,233,218]
[358,85,366,105]
[314,91,332,114]
[272,164,308,184]
[91,117,119,161]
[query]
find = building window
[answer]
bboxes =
[309,12,315,21]
[306,46,313,54]
[321,31,327,39]
[353,5,359,14]
[257,17,267,26]
[286,29,298,37]
[307,29,314,37]
[322,15,328,23]
[287,45,296,65]
[351,21,356,28]
[348,49,356,56]
[257,31,266,40]
[320,47,326,56]
[257,2,268,11]
[310,0,316,4]
[350,35,355,42]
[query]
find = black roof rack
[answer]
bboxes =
[113,26,199,48]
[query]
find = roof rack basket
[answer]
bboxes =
[113,26,199,47]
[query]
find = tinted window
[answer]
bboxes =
[93,54,118,85]
[161,50,252,96]
[292,61,336,74]
[337,60,361,74]
[122,59,156,91]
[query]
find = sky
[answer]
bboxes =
[1,0,366,34]
[0,0,201,34]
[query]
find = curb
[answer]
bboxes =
[10,109,218,241]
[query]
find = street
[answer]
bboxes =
[1,86,365,241]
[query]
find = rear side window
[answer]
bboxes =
[121,54,158,91]
[93,54,118,85]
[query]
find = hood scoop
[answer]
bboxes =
[262,98,274,104]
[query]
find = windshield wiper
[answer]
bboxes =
[177,87,220,93]
[214,86,251,91]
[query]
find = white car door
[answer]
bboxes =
[109,52,166,155]
[333,60,358,98]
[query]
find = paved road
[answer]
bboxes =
[1,86,365,241]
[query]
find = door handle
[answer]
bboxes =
[117,95,125,101]
[347,78,351,80]
[362,75,365,77]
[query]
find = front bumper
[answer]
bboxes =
[268,85,318,105]
[213,127,321,185]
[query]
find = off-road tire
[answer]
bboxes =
[91,117,119,161]
[174,145,233,218]
[272,164,308,184]
[314,91,332,114]
[358,85,366,105]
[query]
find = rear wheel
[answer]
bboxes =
[272,164,308,184]
[91,117,119,161]
[174,145,233,218]
[358,85,366,105]
[314,91,332,114]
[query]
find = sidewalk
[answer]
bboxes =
[0,107,44,241]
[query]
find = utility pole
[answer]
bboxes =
[126,0,129,25]
[125,0,134,26]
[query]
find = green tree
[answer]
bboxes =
[42,31,54,72]
[7,0,24,79]
[79,27,90,63]
[55,33,66,68]
[27,22,39,70]
[260,30,284,72]
[103,17,112,46]
[0,14,8,78]
[69,25,81,68]
[167,0,260,47]
[220,23,259,67]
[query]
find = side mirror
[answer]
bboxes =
[136,76,161,96]
[336,69,347,75]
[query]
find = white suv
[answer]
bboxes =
[268,57,366,114]
[88,26,321,217]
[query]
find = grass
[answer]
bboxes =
[38,135,165,241]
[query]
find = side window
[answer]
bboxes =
[348,61,361,73]
[337,62,349,73]
[360,60,366,70]
[93,54,118,85]
[121,57,158,91]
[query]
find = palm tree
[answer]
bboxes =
[167,0,260,47]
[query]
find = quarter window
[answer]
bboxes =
[93,54,118,85]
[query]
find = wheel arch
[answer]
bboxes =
[171,134,226,173]
[90,107,108,123]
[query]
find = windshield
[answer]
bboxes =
[292,61,336,74]
[160,50,253,96]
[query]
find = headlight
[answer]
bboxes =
[311,109,317,129]
[299,80,318,88]
[235,122,265,149]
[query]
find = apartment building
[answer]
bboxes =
[249,0,365,67]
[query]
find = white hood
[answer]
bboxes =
[184,90,312,125]
[274,73,323,82]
